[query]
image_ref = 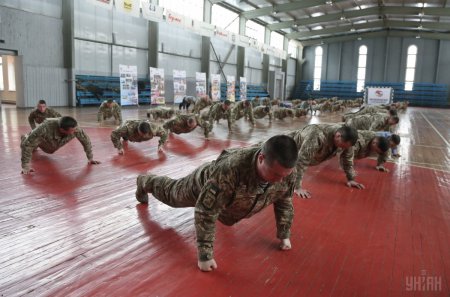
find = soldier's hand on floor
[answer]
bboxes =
[392,153,401,158]
[346,180,365,189]
[21,167,35,175]
[198,259,218,272]
[88,159,101,165]
[157,146,164,153]
[279,238,292,250]
[375,166,389,172]
[118,148,124,155]
[295,188,312,199]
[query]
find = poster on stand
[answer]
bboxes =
[195,72,207,98]
[119,64,139,106]
[365,87,393,105]
[150,67,165,104]
[239,77,247,101]
[173,69,187,104]
[211,74,221,101]
[226,75,236,102]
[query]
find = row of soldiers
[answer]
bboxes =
[24,96,403,173]
[22,96,404,272]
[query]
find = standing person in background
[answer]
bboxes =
[28,100,62,129]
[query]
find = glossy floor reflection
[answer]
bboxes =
[0,104,449,296]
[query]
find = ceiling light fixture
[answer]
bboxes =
[418,25,423,29]
[350,28,356,32]
[416,35,421,39]
[357,37,362,40]
[418,11,424,17]
[326,1,333,5]
[340,16,346,20]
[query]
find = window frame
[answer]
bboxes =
[404,45,417,91]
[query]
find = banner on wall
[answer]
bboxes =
[150,67,165,104]
[91,0,113,9]
[141,0,164,22]
[226,75,236,102]
[173,69,187,104]
[365,87,393,105]
[211,74,221,101]
[166,9,192,29]
[115,0,140,17]
[239,77,247,101]
[119,64,139,106]
[195,72,207,98]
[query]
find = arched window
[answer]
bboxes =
[313,46,323,91]
[356,45,367,92]
[405,45,417,91]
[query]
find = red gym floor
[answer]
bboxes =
[0,105,449,296]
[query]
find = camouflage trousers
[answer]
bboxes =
[140,163,210,208]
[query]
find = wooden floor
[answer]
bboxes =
[0,104,449,297]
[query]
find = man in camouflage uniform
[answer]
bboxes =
[135,135,298,272]
[253,106,273,122]
[251,96,260,107]
[346,130,392,174]
[20,116,100,174]
[231,100,255,126]
[345,113,399,131]
[376,131,401,158]
[193,96,213,114]
[146,106,180,121]
[97,99,122,124]
[342,104,395,121]
[111,120,167,154]
[286,124,364,199]
[163,114,211,139]
[273,108,294,120]
[207,100,233,133]
[28,99,62,129]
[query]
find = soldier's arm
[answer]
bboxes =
[75,129,94,161]
[295,133,322,189]
[110,125,128,150]
[21,126,45,170]
[28,113,37,129]
[340,147,356,181]
[226,110,232,130]
[51,109,62,118]
[248,106,255,125]
[369,119,383,131]
[273,184,295,241]
[194,176,234,267]
[154,124,168,149]
[115,105,123,124]
[97,105,103,122]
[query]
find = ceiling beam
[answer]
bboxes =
[268,6,450,30]
[209,0,224,4]
[288,19,449,41]
[300,29,450,46]
[287,20,384,39]
[241,0,349,19]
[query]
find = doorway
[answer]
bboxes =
[0,50,20,105]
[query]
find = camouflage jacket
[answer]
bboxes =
[286,123,355,187]
[273,108,294,120]
[253,106,273,121]
[345,113,390,131]
[231,101,255,124]
[343,105,388,121]
[147,107,179,120]
[353,130,388,166]
[28,108,62,129]
[163,114,210,138]
[111,120,167,150]
[97,101,122,123]
[194,146,296,261]
[21,118,93,169]
[208,102,232,129]
[193,98,212,114]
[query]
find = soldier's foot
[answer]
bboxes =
[136,175,150,204]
